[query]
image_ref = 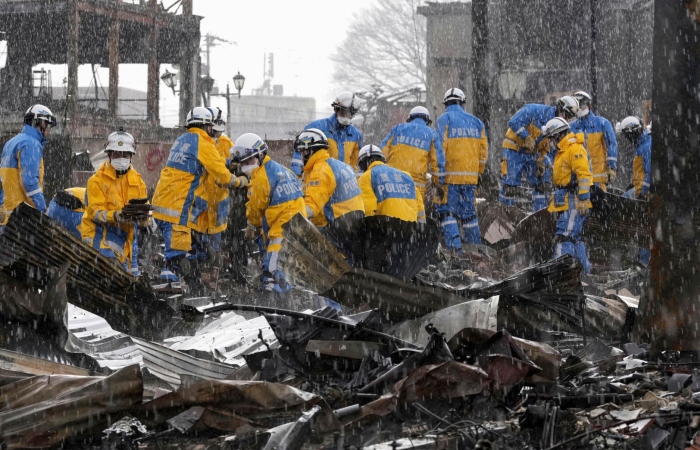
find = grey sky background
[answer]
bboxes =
[34,0,375,127]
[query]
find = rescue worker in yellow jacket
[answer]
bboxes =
[380,106,442,199]
[47,187,86,239]
[0,104,57,226]
[296,128,364,228]
[543,117,593,273]
[234,133,306,292]
[358,144,425,223]
[152,107,248,283]
[570,91,618,190]
[434,88,488,252]
[81,129,150,276]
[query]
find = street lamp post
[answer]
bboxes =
[233,71,245,98]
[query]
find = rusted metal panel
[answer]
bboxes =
[0,349,90,377]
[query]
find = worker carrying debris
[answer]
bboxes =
[293,91,363,176]
[570,91,618,191]
[81,129,151,276]
[0,104,56,228]
[543,117,593,274]
[380,106,442,200]
[234,133,306,292]
[296,128,364,228]
[151,107,248,284]
[619,115,652,267]
[357,144,425,223]
[47,187,86,239]
[433,88,488,251]
[499,96,580,212]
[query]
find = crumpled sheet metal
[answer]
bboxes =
[345,361,488,428]
[134,379,340,434]
[0,364,143,449]
[389,297,499,346]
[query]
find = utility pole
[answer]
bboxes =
[590,0,598,106]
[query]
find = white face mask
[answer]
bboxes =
[111,158,131,171]
[576,107,590,118]
[337,115,352,126]
[241,161,259,177]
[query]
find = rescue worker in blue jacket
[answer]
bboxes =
[618,116,651,266]
[357,144,425,223]
[499,96,580,211]
[570,91,618,190]
[0,104,56,226]
[380,106,443,199]
[235,133,307,293]
[543,117,593,274]
[46,187,86,238]
[292,92,363,176]
[434,88,488,252]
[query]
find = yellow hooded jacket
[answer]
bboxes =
[302,149,364,228]
[81,161,147,270]
[359,161,425,222]
[203,134,234,234]
[246,155,306,252]
[152,128,242,234]
[548,132,593,213]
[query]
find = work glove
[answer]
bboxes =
[435,184,446,200]
[607,168,616,183]
[115,211,129,224]
[0,204,6,224]
[121,203,154,221]
[231,176,249,189]
[523,136,536,154]
[575,201,590,216]
[535,159,546,178]
[535,181,552,194]
[244,225,259,241]
[228,161,241,175]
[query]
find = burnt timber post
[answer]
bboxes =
[66,0,79,130]
[147,0,160,125]
[108,2,120,121]
[634,0,700,353]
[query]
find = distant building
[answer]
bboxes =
[229,94,316,141]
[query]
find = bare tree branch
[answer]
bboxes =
[331,0,427,94]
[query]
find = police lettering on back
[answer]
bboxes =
[167,142,191,165]
[396,135,428,150]
[449,126,481,139]
[274,171,302,197]
[377,172,414,198]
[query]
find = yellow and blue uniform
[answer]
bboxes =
[570,111,618,189]
[152,128,237,279]
[622,130,652,266]
[303,149,364,228]
[358,161,425,223]
[46,187,86,238]
[0,124,46,224]
[81,162,147,276]
[434,104,488,249]
[247,155,306,291]
[499,104,556,209]
[380,117,443,197]
[291,114,363,175]
[548,132,593,273]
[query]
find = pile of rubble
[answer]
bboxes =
[0,201,674,449]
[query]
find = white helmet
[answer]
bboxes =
[572,91,592,107]
[105,129,136,154]
[332,91,362,116]
[541,117,570,138]
[615,116,644,138]
[556,96,580,120]
[231,133,268,163]
[208,106,226,132]
[357,144,385,172]
[443,88,466,105]
[24,104,57,127]
[294,128,328,153]
[408,106,431,125]
[185,106,214,128]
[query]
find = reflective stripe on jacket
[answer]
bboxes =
[358,161,424,222]
[570,111,618,183]
[502,104,556,151]
[0,124,46,222]
[434,104,488,185]
[303,150,364,228]
[81,162,147,267]
[380,118,443,193]
[246,155,306,245]
[632,131,652,198]
[305,114,362,170]
[548,132,593,213]
[152,128,233,233]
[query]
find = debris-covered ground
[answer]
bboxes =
[0,199,676,450]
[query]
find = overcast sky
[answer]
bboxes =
[34,0,375,127]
